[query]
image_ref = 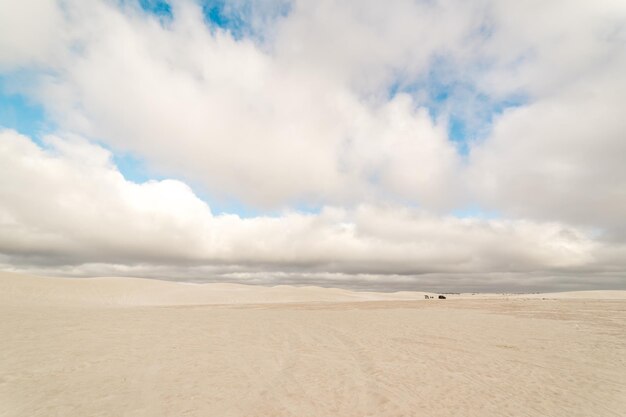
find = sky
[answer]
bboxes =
[0,0,625,292]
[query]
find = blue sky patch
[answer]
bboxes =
[203,1,230,28]
[451,205,500,220]
[139,0,172,19]
[201,0,253,39]
[201,0,291,40]
[386,53,527,156]
[389,76,526,156]
[0,77,49,143]
[111,151,160,184]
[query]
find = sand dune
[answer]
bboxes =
[511,290,626,300]
[0,272,435,306]
[2,272,623,307]
[1,271,625,417]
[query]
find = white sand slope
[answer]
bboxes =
[2,272,623,307]
[0,271,435,306]
[1,271,625,417]
[511,290,626,299]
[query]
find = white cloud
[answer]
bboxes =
[1,129,624,291]
[9,0,620,214]
[469,61,626,237]
[0,0,625,290]
[0,0,66,70]
[9,0,469,208]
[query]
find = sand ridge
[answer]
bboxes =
[1,272,624,307]
[0,271,437,306]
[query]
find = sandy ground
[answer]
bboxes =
[1,272,625,417]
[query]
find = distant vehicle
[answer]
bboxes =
[438,295,446,299]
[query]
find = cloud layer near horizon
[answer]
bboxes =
[0,0,625,290]
[1,130,624,291]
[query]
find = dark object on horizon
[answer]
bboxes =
[438,295,446,299]
[424,295,430,300]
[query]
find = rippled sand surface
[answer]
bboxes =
[1,272,625,417]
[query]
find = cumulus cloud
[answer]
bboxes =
[1,130,624,291]
[469,65,626,237]
[3,0,469,208]
[0,0,66,70]
[0,0,625,290]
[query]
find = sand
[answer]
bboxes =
[1,272,625,417]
